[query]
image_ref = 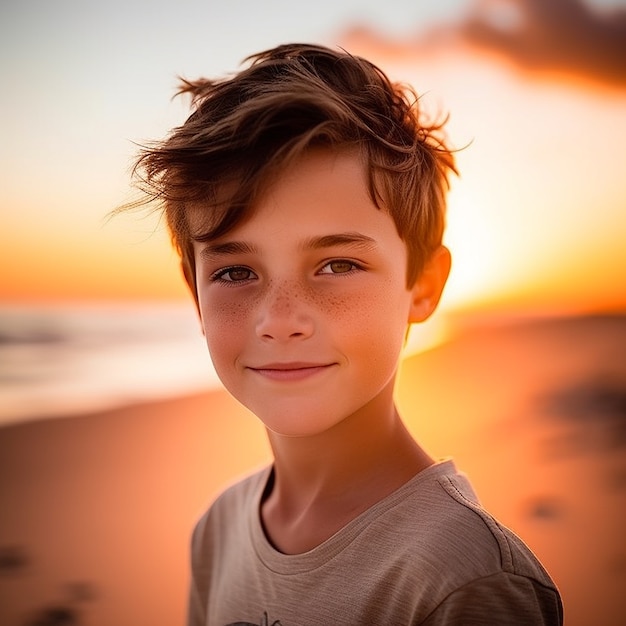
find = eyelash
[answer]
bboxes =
[209,266,257,284]
[318,259,363,275]
[208,259,364,285]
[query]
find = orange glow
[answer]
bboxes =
[338,36,626,316]
[1,218,188,302]
[2,40,625,315]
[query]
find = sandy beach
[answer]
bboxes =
[1,313,624,625]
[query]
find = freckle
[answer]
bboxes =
[214,300,246,324]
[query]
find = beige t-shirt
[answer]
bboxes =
[188,460,563,625]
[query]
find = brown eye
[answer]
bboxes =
[328,261,354,274]
[226,268,253,281]
[213,266,256,282]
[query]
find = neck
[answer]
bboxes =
[264,381,433,513]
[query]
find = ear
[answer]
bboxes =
[408,245,451,324]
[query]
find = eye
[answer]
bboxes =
[211,266,257,283]
[318,260,361,275]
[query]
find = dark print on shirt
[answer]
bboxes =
[226,611,282,626]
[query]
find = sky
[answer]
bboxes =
[1,0,625,315]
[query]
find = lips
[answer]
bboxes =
[247,362,335,382]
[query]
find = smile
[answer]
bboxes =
[248,363,336,382]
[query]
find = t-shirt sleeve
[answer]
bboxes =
[420,571,563,626]
[186,511,211,626]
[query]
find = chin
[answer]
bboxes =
[252,404,347,439]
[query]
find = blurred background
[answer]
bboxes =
[1,0,625,624]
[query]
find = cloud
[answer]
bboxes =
[456,0,626,87]
[341,0,626,89]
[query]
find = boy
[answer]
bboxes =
[127,44,563,625]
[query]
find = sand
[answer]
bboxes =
[1,314,624,625]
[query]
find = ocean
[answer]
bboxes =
[0,302,219,426]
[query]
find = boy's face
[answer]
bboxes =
[189,148,448,438]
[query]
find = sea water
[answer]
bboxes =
[0,302,218,426]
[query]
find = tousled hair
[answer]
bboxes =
[124,43,457,293]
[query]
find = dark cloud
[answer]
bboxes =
[455,0,626,87]
[341,0,626,88]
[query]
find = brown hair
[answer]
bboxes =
[126,43,457,293]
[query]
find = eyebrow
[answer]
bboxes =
[301,232,378,251]
[197,231,378,262]
[197,240,257,262]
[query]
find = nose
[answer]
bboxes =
[255,281,315,342]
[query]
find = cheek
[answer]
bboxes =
[297,280,411,338]
[334,281,409,325]
[203,296,249,327]
[199,293,253,359]
[304,276,404,319]
[343,285,412,353]
[303,288,357,319]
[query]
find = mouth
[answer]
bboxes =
[247,362,336,382]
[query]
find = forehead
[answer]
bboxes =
[186,147,386,242]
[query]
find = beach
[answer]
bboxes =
[1,313,624,625]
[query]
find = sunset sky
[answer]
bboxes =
[1,0,625,314]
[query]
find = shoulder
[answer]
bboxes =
[430,468,552,580]
[383,461,562,623]
[360,461,559,588]
[191,466,270,552]
[420,569,563,625]
[383,462,549,579]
